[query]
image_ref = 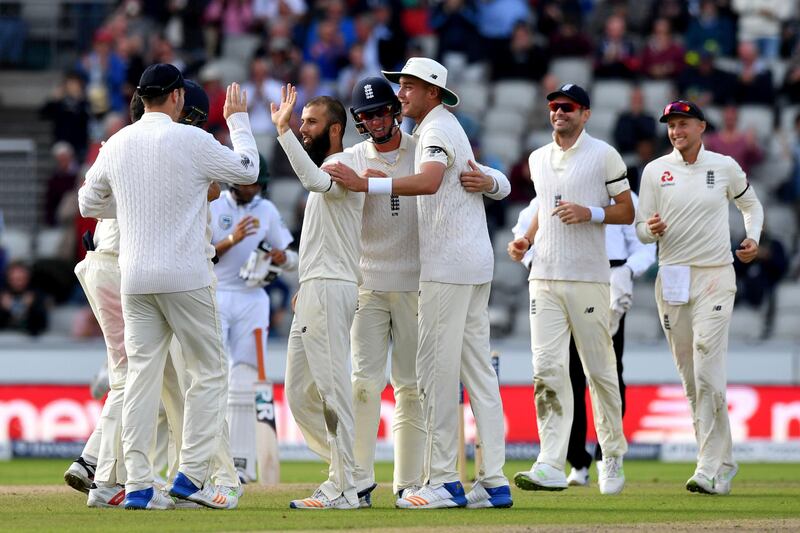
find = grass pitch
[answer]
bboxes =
[1,459,799,532]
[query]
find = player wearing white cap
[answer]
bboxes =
[636,99,763,495]
[329,57,512,510]
[508,83,632,495]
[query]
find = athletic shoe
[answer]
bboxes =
[64,457,96,494]
[465,482,513,508]
[567,467,590,487]
[598,457,625,495]
[395,481,467,509]
[357,483,377,508]
[216,485,240,509]
[686,473,716,495]
[289,489,359,510]
[124,487,176,510]
[513,463,568,491]
[169,472,229,509]
[87,483,125,508]
[714,464,739,495]
[394,484,422,507]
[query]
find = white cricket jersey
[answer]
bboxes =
[527,130,630,283]
[513,193,656,276]
[414,104,494,285]
[277,130,364,284]
[93,219,120,255]
[349,132,420,292]
[636,145,764,267]
[210,191,294,291]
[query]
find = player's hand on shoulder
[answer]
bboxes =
[552,201,591,224]
[459,160,493,193]
[223,82,248,119]
[324,161,369,192]
[735,238,758,263]
[507,237,530,262]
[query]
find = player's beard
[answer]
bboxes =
[303,127,332,166]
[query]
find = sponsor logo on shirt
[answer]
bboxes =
[660,171,675,187]
[425,146,445,158]
[241,155,253,169]
[219,214,233,230]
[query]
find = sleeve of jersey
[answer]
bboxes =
[264,202,295,250]
[198,113,259,186]
[634,164,659,244]
[604,148,630,197]
[418,128,452,168]
[477,162,511,200]
[79,147,117,219]
[276,130,336,193]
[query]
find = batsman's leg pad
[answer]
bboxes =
[228,364,258,482]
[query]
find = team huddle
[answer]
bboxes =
[63,56,763,510]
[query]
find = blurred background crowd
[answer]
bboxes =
[0,0,799,343]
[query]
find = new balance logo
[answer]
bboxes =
[663,314,671,330]
[430,74,438,80]
[584,307,594,314]
[713,305,722,311]
[530,299,536,315]
[364,84,374,99]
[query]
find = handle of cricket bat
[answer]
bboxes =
[254,328,267,382]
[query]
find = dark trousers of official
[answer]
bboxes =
[566,313,626,470]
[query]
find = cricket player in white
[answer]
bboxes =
[271,85,364,510]
[335,76,511,505]
[79,64,259,510]
[330,58,512,510]
[636,99,763,495]
[210,178,295,484]
[508,83,632,495]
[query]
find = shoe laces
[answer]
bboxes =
[602,457,621,477]
[399,484,422,499]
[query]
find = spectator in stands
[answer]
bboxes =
[305,19,348,83]
[782,48,800,103]
[734,40,775,104]
[430,0,483,64]
[684,0,736,58]
[647,0,691,35]
[117,34,146,102]
[40,71,91,160]
[267,37,302,83]
[84,113,126,167]
[45,143,80,228]
[705,105,764,174]
[252,0,307,26]
[624,136,658,194]
[0,260,49,337]
[477,0,532,60]
[0,2,27,67]
[733,229,789,339]
[242,55,281,156]
[547,14,593,58]
[732,0,794,61]
[677,50,737,107]
[370,0,408,71]
[337,43,378,105]
[639,18,685,80]
[534,0,584,41]
[353,12,382,74]
[204,0,254,37]
[305,0,356,54]
[507,151,535,206]
[76,29,128,115]
[295,62,327,110]
[593,14,639,79]
[200,64,228,134]
[613,86,657,155]
[148,33,187,74]
[492,21,549,82]
[776,112,800,251]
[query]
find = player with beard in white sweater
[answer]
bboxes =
[271,85,364,510]
[329,58,512,510]
[79,64,259,510]
[335,76,511,507]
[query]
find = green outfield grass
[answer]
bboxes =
[1,459,799,532]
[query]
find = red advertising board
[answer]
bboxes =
[2,384,799,444]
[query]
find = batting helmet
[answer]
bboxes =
[180,80,209,128]
[350,76,401,144]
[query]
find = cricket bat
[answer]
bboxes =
[474,351,500,480]
[458,381,468,485]
[254,327,280,486]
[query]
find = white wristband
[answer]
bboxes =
[367,177,392,195]
[589,206,605,223]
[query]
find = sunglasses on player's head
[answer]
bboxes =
[356,105,394,122]
[548,101,581,113]
[663,101,693,116]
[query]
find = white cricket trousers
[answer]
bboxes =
[351,289,424,495]
[529,279,627,470]
[121,287,228,492]
[74,252,127,485]
[655,265,737,479]
[417,281,507,488]
[285,279,358,504]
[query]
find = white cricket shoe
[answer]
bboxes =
[394,485,422,507]
[714,464,739,495]
[124,487,176,510]
[598,457,625,495]
[357,483,377,508]
[289,489,359,510]
[513,462,568,491]
[216,485,240,509]
[465,482,513,508]
[87,484,126,508]
[169,472,229,509]
[567,467,590,487]
[686,472,716,495]
[64,457,96,494]
[395,481,467,509]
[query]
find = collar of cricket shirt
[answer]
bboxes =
[551,128,588,154]
[411,104,447,138]
[670,143,707,166]
[365,130,410,162]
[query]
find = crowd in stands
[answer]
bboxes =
[3,0,800,338]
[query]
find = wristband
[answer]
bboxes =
[367,177,392,195]
[589,206,605,223]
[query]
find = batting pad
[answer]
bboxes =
[228,364,258,482]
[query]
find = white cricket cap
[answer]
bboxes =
[382,57,460,107]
